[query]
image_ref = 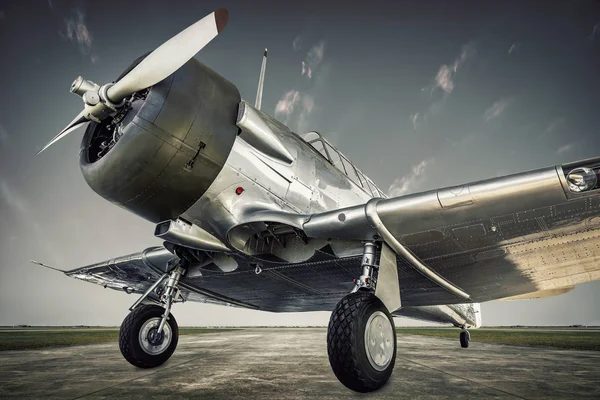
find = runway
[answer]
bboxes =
[1,328,599,399]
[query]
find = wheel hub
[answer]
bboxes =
[364,311,394,371]
[139,317,172,355]
[147,327,164,346]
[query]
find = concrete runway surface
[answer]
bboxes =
[1,328,599,399]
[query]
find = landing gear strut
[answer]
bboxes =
[460,329,470,348]
[327,243,397,393]
[119,255,187,368]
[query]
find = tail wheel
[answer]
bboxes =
[327,290,397,393]
[119,304,179,368]
[460,330,470,348]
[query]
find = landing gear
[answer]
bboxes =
[460,329,470,348]
[119,304,179,368]
[119,256,187,368]
[327,290,397,392]
[327,242,397,393]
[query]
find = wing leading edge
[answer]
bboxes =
[63,247,258,309]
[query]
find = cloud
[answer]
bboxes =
[301,41,325,79]
[557,144,573,154]
[508,43,520,54]
[275,90,302,118]
[307,41,325,65]
[543,117,566,136]
[410,113,420,130]
[301,61,312,79]
[388,159,432,197]
[296,94,314,134]
[483,98,512,122]
[292,35,302,51]
[432,43,475,94]
[63,9,97,63]
[435,65,454,93]
[274,90,315,132]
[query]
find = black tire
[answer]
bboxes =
[119,304,179,368]
[460,331,470,348]
[327,290,397,393]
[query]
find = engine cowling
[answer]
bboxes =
[80,57,240,223]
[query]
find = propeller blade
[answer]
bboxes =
[36,109,88,155]
[107,8,229,103]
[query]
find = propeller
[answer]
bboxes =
[37,8,229,155]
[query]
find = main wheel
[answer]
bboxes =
[327,290,397,393]
[119,304,179,368]
[460,330,470,348]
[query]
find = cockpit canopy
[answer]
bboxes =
[301,131,387,198]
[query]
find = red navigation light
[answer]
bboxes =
[235,186,244,195]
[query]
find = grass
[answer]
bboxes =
[0,328,237,351]
[396,327,600,351]
[3,327,599,352]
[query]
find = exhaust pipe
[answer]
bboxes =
[155,218,230,252]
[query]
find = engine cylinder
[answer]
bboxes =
[80,57,240,223]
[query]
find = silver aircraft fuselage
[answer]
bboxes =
[176,100,480,329]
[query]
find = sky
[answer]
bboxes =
[0,0,600,327]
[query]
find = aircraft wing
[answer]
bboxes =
[62,247,258,310]
[302,156,600,306]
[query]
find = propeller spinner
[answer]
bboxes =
[36,8,229,155]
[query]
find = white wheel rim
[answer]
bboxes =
[364,311,394,371]
[139,317,172,355]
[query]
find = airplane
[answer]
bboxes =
[32,8,600,393]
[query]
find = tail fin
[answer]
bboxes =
[255,48,268,110]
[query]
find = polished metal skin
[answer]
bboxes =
[80,57,240,223]
[364,311,395,371]
[38,13,600,333]
[154,219,229,253]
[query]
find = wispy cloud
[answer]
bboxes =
[508,42,520,54]
[435,65,454,93]
[301,61,312,79]
[297,94,315,134]
[388,159,432,197]
[557,144,573,154]
[410,113,420,130]
[413,43,476,131]
[543,117,566,135]
[274,90,315,132]
[483,98,512,122]
[292,35,302,51]
[301,41,325,79]
[432,43,475,94]
[63,9,97,63]
[275,90,302,119]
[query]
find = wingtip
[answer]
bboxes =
[214,8,229,33]
[264,48,268,57]
[30,260,65,273]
